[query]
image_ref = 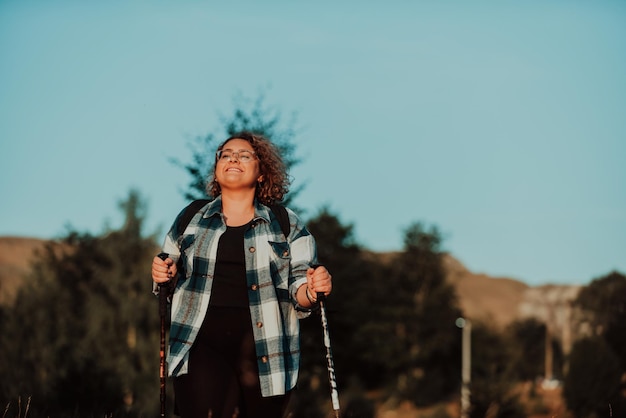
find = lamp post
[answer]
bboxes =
[456,317,471,418]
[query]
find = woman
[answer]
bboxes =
[151,131,333,418]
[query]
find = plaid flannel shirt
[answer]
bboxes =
[160,196,317,397]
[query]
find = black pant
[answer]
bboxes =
[173,306,290,418]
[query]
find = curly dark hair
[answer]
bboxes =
[207,131,290,205]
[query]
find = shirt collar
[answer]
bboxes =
[254,200,273,226]
[203,196,223,219]
[204,196,273,226]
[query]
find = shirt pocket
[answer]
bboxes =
[268,240,291,290]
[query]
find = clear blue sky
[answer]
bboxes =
[1,1,624,286]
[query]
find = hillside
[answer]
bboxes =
[0,237,579,332]
[442,253,532,328]
[0,236,53,305]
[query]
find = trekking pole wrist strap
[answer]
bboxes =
[305,287,318,305]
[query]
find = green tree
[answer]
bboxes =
[563,337,623,418]
[575,271,626,368]
[0,190,161,417]
[564,271,626,417]
[373,222,463,406]
[506,318,547,381]
[506,318,563,383]
[303,208,383,397]
[288,208,377,417]
[469,322,526,418]
[174,92,303,206]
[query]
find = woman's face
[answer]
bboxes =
[214,138,262,192]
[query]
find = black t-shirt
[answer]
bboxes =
[209,222,251,308]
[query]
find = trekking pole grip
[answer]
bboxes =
[157,253,170,316]
[310,264,325,302]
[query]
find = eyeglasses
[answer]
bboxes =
[216,149,257,163]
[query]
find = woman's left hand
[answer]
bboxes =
[306,265,332,297]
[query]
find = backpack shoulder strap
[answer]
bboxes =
[177,199,210,236]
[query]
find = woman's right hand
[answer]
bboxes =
[152,256,176,284]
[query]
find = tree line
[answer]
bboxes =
[1,96,624,417]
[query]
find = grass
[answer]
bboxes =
[3,397,31,418]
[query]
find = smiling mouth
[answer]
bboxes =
[226,168,243,172]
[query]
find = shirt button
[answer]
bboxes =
[261,356,268,363]
[256,322,263,328]
[251,284,258,291]
[249,247,256,253]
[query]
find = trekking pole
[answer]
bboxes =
[157,252,170,418]
[317,291,341,418]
